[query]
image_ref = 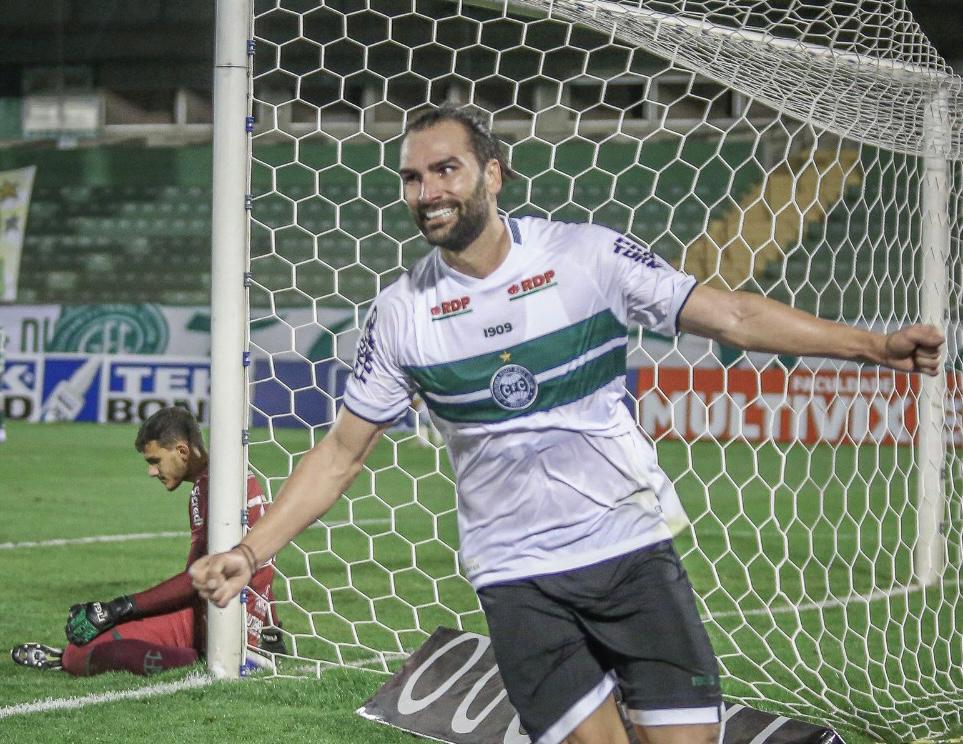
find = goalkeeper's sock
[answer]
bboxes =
[63,640,198,676]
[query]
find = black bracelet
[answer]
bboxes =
[232,543,258,576]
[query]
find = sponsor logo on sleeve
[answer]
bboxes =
[507,270,556,300]
[353,308,378,383]
[613,236,658,267]
[430,296,472,320]
[190,488,203,528]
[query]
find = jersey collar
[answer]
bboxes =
[434,215,523,287]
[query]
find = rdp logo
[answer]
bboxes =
[508,270,556,298]
[431,296,472,320]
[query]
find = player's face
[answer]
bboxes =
[141,440,190,492]
[399,121,498,252]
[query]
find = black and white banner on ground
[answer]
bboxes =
[357,627,844,744]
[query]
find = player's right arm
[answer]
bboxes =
[191,406,389,608]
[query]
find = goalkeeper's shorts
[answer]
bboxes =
[476,540,721,744]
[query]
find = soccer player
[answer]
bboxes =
[190,105,944,744]
[0,325,7,444]
[11,406,283,676]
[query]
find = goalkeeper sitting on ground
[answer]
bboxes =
[11,406,284,676]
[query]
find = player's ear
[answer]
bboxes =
[175,441,191,463]
[485,159,502,196]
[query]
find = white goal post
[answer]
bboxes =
[209,0,963,740]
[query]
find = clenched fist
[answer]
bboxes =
[881,325,944,376]
[190,549,253,608]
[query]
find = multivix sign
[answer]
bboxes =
[358,628,844,744]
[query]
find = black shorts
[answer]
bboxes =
[477,541,721,743]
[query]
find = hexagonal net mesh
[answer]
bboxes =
[241,1,963,740]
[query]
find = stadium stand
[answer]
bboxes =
[757,149,922,323]
[8,138,909,318]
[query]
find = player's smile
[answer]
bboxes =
[420,204,458,229]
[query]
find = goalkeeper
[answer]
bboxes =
[191,105,944,744]
[11,406,284,676]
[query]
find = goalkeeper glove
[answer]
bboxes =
[65,596,136,645]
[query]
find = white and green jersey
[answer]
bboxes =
[344,216,697,588]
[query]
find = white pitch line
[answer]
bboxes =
[8,524,956,625]
[0,518,394,551]
[0,532,188,550]
[0,672,213,719]
[712,578,961,620]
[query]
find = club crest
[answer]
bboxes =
[490,363,538,411]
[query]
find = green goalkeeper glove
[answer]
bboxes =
[65,596,136,645]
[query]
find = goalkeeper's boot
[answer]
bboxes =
[259,627,288,655]
[11,643,63,671]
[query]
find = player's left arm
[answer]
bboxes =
[679,284,944,375]
[66,499,212,645]
[65,571,199,646]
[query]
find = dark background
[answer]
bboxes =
[0,0,959,100]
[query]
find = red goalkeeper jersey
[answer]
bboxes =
[131,468,277,648]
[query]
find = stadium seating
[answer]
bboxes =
[756,149,922,322]
[14,140,919,319]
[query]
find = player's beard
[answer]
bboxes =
[416,174,490,253]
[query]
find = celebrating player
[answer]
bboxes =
[11,406,283,676]
[190,105,943,743]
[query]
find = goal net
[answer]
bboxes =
[238,1,963,740]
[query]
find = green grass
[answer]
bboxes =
[1,421,960,743]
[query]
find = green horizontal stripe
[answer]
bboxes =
[427,344,626,423]
[404,310,626,396]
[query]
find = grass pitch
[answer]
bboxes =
[1,420,960,743]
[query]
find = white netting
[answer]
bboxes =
[242,1,963,740]
[542,0,963,158]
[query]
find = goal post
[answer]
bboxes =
[209,0,963,739]
[917,87,952,585]
[208,0,254,680]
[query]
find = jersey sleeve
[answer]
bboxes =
[592,225,697,336]
[342,296,414,424]
[244,472,277,601]
[130,572,195,617]
[245,472,267,529]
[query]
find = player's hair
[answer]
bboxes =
[404,103,517,181]
[135,406,206,453]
